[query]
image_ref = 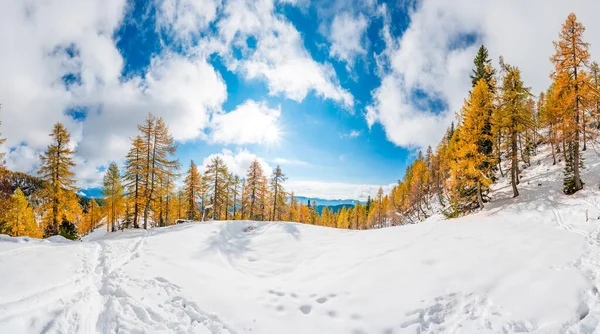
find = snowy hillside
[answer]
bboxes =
[3,146,600,333]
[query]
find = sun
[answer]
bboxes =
[264,124,283,146]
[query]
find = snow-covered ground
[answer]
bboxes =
[4,146,600,333]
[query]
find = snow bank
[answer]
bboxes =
[2,146,600,332]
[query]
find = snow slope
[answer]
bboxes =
[4,146,600,333]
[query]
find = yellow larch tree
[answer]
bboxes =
[550,13,591,194]
[38,122,78,236]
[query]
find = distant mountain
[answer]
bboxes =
[77,187,104,199]
[315,204,355,214]
[294,196,363,207]
[76,189,363,210]
[0,170,45,197]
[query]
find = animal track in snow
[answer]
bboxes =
[316,297,327,304]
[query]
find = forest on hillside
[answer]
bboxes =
[0,13,597,239]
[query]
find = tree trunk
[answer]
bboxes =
[511,130,519,198]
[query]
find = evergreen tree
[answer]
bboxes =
[58,215,78,240]
[470,45,497,91]
[449,80,495,211]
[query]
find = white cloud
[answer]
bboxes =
[340,130,361,139]
[5,145,40,175]
[284,180,394,201]
[0,0,227,188]
[200,148,273,178]
[156,0,221,41]
[368,0,600,149]
[210,100,281,145]
[215,0,354,108]
[329,12,368,67]
[272,158,309,166]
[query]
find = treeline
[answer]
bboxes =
[372,13,600,226]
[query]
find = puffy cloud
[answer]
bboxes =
[200,148,273,177]
[0,0,228,186]
[156,0,221,41]
[210,100,280,145]
[284,180,394,201]
[272,158,309,166]
[328,12,368,67]
[368,0,600,149]
[216,0,353,108]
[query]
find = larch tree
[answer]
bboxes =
[184,160,201,220]
[204,156,228,220]
[6,188,40,237]
[38,122,77,236]
[245,159,265,220]
[450,80,495,211]
[270,165,287,221]
[230,175,241,220]
[123,135,145,228]
[497,62,532,197]
[289,192,298,222]
[590,61,600,129]
[103,162,124,232]
[550,13,591,194]
[138,114,178,228]
[470,45,497,177]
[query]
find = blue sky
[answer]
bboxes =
[1,0,597,200]
[113,0,419,189]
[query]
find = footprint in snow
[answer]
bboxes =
[268,290,285,297]
[316,297,327,304]
[299,305,312,315]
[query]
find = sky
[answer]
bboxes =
[0,0,599,200]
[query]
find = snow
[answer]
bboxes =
[3,146,600,332]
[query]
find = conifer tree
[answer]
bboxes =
[123,135,145,228]
[82,197,101,234]
[138,114,178,228]
[497,62,532,197]
[450,80,495,211]
[470,45,496,91]
[270,165,287,221]
[590,61,600,129]
[245,159,265,220]
[183,160,201,220]
[5,188,40,237]
[469,46,497,182]
[204,156,228,220]
[289,192,298,222]
[550,13,591,194]
[38,122,77,236]
[103,162,124,232]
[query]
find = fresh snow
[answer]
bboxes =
[3,146,600,332]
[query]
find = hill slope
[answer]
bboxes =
[2,146,600,333]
